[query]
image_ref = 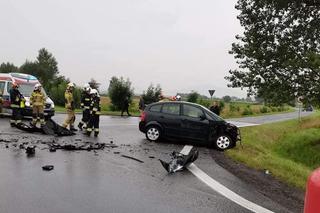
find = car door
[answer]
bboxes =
[181,104,209,141]
[159,103,181,138]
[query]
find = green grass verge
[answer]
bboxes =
[226,112,320,190]
[54,105,141,117]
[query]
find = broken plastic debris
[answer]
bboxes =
[26,146,35,155]
[159,148,199,173]
[121,155,144,163]
[42,165,54,171]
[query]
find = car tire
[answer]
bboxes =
[214,134,234,151]
[146,126,161,142]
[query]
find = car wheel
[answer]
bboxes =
[146,126,161,142]
[214,135,233,151]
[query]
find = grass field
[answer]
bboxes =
[55,96,293,118]
[226,112,320,190]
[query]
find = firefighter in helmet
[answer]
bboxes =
[30,83,46,127]
[9,82,25,126]
[78,83,91,130]
[62,82,77,131]
[86,89,100,137]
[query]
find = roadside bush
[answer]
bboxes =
[229,103,237,112]
[187,91,200,103]
[260,106,269,113]
[108,76,134,111]
[142,84,162,104]
[242,106,253,115]
[198,99,211,108]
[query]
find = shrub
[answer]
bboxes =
[108,76,134,111]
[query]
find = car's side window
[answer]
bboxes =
[183,104,204,118]
[7,82,12,93]
[150,104,162,112]
[162,103,180,115]
[0,81,5,96]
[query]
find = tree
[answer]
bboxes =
[0,62,19,73]
[187,91,200,103]
[36,48,59,90]
[142,84,162,104]
[20,60,41,77]
[108,76,134,110]
[222,95,232,103]
[225,0,320,105]
[88,78,100,90]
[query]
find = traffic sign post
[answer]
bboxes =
[208,90,215,101]
[297,96,303,122]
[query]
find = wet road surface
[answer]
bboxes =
[0,113,304,213]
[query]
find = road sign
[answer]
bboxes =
[208,90,215,97]
[297,96,304,104]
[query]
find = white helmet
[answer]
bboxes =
[90,89,99,97]
[176,95,181,101]
[67,82,75,88]
[34,83,41,90]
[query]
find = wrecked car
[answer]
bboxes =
[139,101,241,150]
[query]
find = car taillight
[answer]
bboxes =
[140,111,146,121]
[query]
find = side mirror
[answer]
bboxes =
[199,114,206,120]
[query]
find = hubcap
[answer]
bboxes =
[147,128,160,141]
[216,136,230,149]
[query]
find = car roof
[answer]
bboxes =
[0,73,39,84]
[148,101,205,108]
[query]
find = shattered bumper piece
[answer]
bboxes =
[159,148,199,173]
[42,165,54,171]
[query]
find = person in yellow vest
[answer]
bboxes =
[62,82,77,131]
[30,83,46,127]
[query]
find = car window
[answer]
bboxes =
[162,103,180,115]
[7,82,12,93]
[150,104,162,112]
[0,81,5,96]
[183,104,204,118]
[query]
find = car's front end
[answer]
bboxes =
[22,97,55,118]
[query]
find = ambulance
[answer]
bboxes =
[0,73,55,118]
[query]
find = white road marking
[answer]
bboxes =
[181,145,274,213]
[227,121,259,128]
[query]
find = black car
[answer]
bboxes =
[139,101,241,150]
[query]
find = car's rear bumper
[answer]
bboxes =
[139,121,146,133]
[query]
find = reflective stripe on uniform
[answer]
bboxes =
[85,98,90,101]
[10,104,20,108]
[84,106,90,109]
[94,128,99,132]
[86,128,92,132]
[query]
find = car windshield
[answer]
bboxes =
[19,83,47,97]
[202,106,225,121]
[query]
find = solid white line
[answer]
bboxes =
[181,146,274,213]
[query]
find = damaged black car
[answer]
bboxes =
[139,101,241,150]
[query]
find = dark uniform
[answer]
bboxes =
[86,95,101,137]
[78,91,91,130]
[121,97,131,116]
[9,87,24,126]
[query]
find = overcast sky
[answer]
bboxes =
[0,0,247,98]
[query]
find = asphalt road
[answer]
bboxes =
[0,111,312,213]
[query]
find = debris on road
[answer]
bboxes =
[42,165,54,171]
[159,148,199,173]
[113,151,120,154]
[50,143,105,151]
[15,119,75,137]
[121,155,144,163]
[26,146,36,156]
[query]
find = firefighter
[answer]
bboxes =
[86,89,100,137]
[78,83,91,130]
[62,82,77,131]
[30,83,46,127]
[9,82,25,126]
